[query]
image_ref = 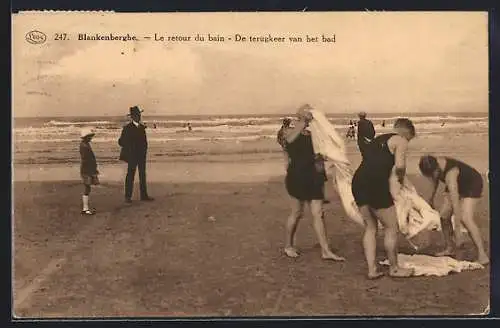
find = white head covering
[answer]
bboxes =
[80,128,95,139]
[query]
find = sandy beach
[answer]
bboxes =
[12,126,490,317]
[11,10,492,318]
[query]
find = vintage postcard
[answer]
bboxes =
[12,11,489,318]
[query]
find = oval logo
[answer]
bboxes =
[25,30,47,44]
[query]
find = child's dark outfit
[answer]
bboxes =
[80,139,99,214]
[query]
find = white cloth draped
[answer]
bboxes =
[308,110,442,244]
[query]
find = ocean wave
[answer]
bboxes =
[15,119,487,137]
[28,114,488,129]
[371,115,486,122]
[44,119,115,126]
[13,123,488,144]
[13,134,277,143]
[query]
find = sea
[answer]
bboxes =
[13,112,489,144]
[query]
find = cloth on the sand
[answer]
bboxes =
[379,254,484,276]
[308,110,441,240]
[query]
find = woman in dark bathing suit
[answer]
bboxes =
[283,104,345,262]
[351,118,416,279]
[419,155,489,265]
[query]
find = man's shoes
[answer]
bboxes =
[125,198,132,204]
[141,196,155,201]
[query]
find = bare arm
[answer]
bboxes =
[393,136,409,185]
[445,168,461,220]
[285,120,307,144]
[428,176,439,208]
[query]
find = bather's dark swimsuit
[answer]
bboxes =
[285,132,325,201]
[351,133,396,209]
[440,157,483,199]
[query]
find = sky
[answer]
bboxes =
[12,12,488,117]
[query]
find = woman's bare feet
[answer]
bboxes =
[367,271,384,280]
[284,247,300,258]
[321,250,346,261]
[389,266,415,278]
[477,255,490,266]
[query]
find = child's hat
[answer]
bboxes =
[80,128,95,139]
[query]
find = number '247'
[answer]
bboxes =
[54,33,68,41]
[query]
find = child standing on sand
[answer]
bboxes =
[418,155,489,265]
[79,128,99,215]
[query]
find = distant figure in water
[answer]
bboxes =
[381,120,386,128]
[357,111,376,159]
[346,124,356,140]
[153,123,157,129]
[187,122,192,132]
[441,121,446,127]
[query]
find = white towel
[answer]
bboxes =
[309,110,365,226]
[308,110,442,243]
[379,254,484,276]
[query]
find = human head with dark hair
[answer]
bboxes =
[296,104,313,122]
[394,118,416,141]
[282,117,292,128]
[419,155,440,179]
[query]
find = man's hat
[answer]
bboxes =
[128,106,144,116]
[80,128,95,139]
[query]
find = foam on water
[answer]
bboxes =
[13,113,488,143]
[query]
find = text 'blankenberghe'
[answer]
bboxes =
[75,33,336,44]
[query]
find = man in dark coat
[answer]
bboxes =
[356,111,376,158]
[119,106,154,203]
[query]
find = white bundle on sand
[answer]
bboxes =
[379,254,484,276]
[309,110,441,244]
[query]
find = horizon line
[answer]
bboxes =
[12,111,490,119]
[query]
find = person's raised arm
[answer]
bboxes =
[444,168,461,221]
[285,119,307,144]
